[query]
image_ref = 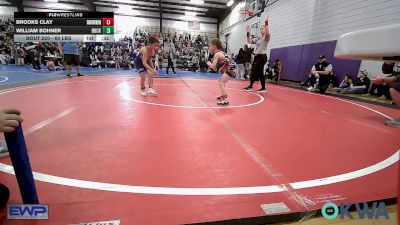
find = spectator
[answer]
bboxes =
[47,59,61,71]
[363,64,395,100]
[32,46,41,71]
[333,74,353,92]
[114,51,121,70]
[191,54,199,72]
[16,46,24,66]
[199,57,207,73]
[129,49,137,69]
[236,48,246,80]
[303,55,333,94]
[0,51,6,64]
[373,62,400,127]
[166,50,176,75]
[272,58,283,84]
[90,51,100,68]
[154,54,160,70]
[158,53,163,70]
[9,43,16,64]
[340,70,371,94]
[243,45,252,79]
[363,81,392,100]
[97,51,106,68]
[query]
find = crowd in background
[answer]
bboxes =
[133,30,211,72]
[1,16,214,73]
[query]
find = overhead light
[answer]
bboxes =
[227,0,234,6]
[185,11,197,16]
[117,6,137,14]
[44,0,58,2]
[190,0,204,5]
[181,15,199,21]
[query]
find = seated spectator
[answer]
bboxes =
[272,59,283,84]
[129,49,136,69]
[16,46,25,66]
[340,70,370,94]
[363,64,394,100]
[96,52,106,68]
[0,40,5,52]
[303,55,333,93]
[114,52,121,70]
[333,74,353,92]
[47,59,62,71]
[372,62,400,127]
[199,57,207,73]
[121,52,131,70]
[0,51,6,64]
[191,54,199,72]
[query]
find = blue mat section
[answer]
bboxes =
[0,65,221,87]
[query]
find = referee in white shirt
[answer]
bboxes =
[244,19,270,93]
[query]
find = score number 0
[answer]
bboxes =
[103,18,114,26]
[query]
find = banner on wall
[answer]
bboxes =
[250,20,260,38]
[188,21,200,30]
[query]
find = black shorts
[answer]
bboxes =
[392,82,400,92]
[64,54,80,66]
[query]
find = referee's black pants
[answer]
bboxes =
[166,60,176,74]
[248,54,268,89]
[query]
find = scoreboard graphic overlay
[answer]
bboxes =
[13,12,114,42]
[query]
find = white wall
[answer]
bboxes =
[0,6,17,15]
[220,1,246,32]
[220,0,400,74]
[98,6,218,40]
[163,20,217,33]
[359,60,386,78]
[113,15,217,40]
[24,0,88,11]
[114,15,158,39]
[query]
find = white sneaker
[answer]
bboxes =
[148,88,158,96]
[377,95,387,100]
[386,118,400,128]
[217,99,229,105]
[141,89,147,96]
[307,86,314,92]
[0,141,9,157]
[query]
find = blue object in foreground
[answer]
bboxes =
[4,124,39,204]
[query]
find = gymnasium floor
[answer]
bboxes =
[0,66,399,224]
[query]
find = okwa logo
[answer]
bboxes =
[322,202,389,220]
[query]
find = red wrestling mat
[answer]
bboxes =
[0,76,398,224]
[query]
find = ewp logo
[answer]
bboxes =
[7,204,49,220]
[322,202,389,220]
